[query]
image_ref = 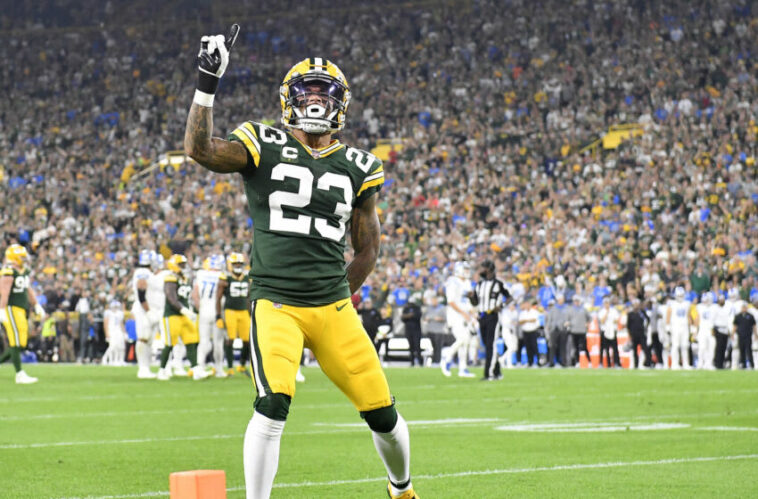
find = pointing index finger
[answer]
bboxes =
[226,24,240,50]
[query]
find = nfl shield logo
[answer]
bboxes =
[273,302,282,309]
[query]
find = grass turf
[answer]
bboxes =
[1,364,757,498]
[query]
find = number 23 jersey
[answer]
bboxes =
[229,121,384,307]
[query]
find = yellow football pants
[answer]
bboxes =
[2,306,28,348]
[160,315,199,347]
[251,298,392,412]
[225,308,250,342]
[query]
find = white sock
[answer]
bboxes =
[372,413,411,494]
[136,342,149,370]
[213,330,225,370]
[244,411,285,499]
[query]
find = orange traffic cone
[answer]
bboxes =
[579,352,590,369]
[169,470,226,499]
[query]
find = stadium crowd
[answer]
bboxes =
[1,0,757,367]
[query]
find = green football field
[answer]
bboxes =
[1,364,757,498]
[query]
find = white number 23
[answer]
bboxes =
[268,163,352,241]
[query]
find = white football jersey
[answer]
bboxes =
[696,303,715,334]
[713,303,732,329]
[147,269,170,312]
[195,269,222,314]
[600,307,620,339]
[668,299,691,329]
[131,267,153,313]
[104,309,125,337]
[725,299,744,322]
[445,276,471,324]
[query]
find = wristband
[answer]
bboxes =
[193,89,215,108]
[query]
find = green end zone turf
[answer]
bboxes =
[1,365,757,498]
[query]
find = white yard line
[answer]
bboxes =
[0,406,249,421]
[57,453,758,499]
[7,413,758,449]
[6,386,757,407]
[698,426,758,432]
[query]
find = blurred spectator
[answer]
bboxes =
[422,292,448,364]
[627,299,651,369]
[517,299,540,367]
[567,295,592,365]
[358,297,382,350]
[401,294,423,367]
[598,297,621,368]
[75,289,91,363]
[57,308,75,362]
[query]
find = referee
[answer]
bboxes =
[470,260,510,380]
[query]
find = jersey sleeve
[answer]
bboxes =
[0,267,13,277]
[355,156,384,206]
[228,121,262,169]
[218,272,228,282]
[164,274,178,283]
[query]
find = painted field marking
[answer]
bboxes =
[313,417,502,428]
[57,453,758,499]
[494,422,690,432]
[7,414,757,450]
[6,386,758,407]
[698,426,758,432]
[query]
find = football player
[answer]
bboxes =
[103,299,127,366]
[157,254,207,381]
[184,27,417,499]
[216,252,250,376]
[0,244,46,384]
[193,254,225,376]
[725,288,744,370]
[441,261,476,377]
[131,249,159,378]
[695,292,716,369]
[666,286,693,369]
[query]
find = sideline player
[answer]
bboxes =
[103,299,127,365]
[666,286,692,369]
[193,254,225,375]
[441,261,476,377]
[695,292,715,369]
[0,244,46,384]
[157,254,207,381]
[216,252,250,376]
[184,27,417,499]
[131,249,159,378]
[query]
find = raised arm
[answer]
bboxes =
[184,103,248,173]
[184,24,247,174]
[347,193,381,294]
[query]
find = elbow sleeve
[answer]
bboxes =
[138,289,147,304]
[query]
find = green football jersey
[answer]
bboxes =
[229,121,385,306]
[1,266,30,310]
[222,272,250,311]
[163,272,192,317]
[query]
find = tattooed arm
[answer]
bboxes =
[183,102,248,173]
[346,193,381,294]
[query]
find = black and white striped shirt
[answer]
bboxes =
[471,278,509,315]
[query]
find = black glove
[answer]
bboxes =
[194,24,240,106]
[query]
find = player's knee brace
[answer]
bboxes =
[361,404,398,433]
[254,392,291,421]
